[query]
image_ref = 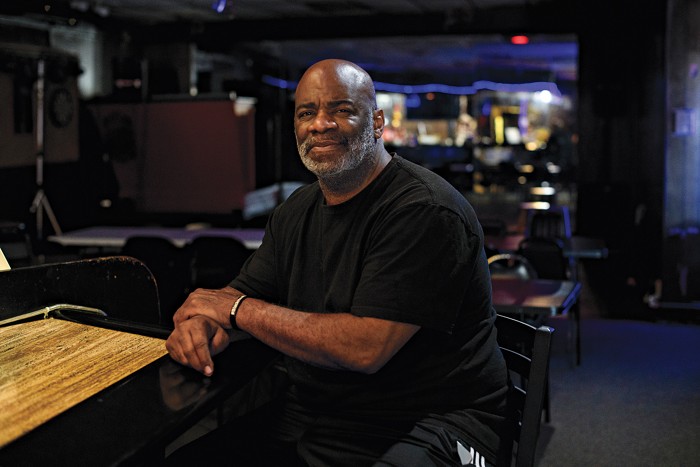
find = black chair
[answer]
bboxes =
[517,236,581,365]
[495,314,553,467]
[488,253,538,281]
[524,205,571,240]
[0,256,161,326]
[489,254,552,423]
[516,237,571,281]
[185,236,252,290]
[121,236,189,324]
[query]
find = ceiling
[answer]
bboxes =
[5,0,552,24]
[0,0,578,87]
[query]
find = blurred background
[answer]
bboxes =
[0,0,698,319]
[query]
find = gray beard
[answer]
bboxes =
[297,121,377,194]
[318,143,377,194]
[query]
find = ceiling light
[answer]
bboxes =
[212,0,227,14]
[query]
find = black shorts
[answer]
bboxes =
[166,394,494,467]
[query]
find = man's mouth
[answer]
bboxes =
[301,138,346,157]
[309,139,342,148]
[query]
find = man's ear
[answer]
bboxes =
[373,108,385,139]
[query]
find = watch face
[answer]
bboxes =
[48,87,74,128]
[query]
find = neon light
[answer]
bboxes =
[262,75,291,89]
[261,75,562,97]
[511,35,530,45]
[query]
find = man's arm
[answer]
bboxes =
[165,287,419,376]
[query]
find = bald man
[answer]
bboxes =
[166,59,508,466]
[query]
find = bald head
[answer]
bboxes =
[292,59,390,202]
[296,59,377,110]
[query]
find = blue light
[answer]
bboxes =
[261,75,561,97]
[212,0,226,13]
[405,94,421,108]
[262,75,292,89]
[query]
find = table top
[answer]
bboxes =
[0,323,278,466]
[48,226,266,250]
[491,277,582,315]
[485,234,609,259]
[0,319,168,448]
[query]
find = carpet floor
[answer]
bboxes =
[535,316,700,466]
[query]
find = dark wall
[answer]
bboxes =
[573,0,667,312]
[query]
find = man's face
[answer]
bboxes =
[294,70,378,179]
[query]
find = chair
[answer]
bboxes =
[517,236,581,365]
[516,237,571,281]
[495,314,553,467]
[524,205,572,240]
[489,255,551,422]
[185,236,252,290]
[121,236,189,323]
[488,253,538,281]
[0,256,161,326]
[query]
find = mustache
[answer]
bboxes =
[298,136,349,156]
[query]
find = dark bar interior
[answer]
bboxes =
[1,0,698,465]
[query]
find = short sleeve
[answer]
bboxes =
[351,203,480,332]
[230,216,279,302]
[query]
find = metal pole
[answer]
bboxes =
[29,58,62,242]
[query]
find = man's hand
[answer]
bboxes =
[165,314,230,376]
[172,286,242,329]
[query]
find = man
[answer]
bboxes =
[166,59,508,466]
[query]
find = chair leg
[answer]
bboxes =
[574,302,581,366]
[544,375,551,423]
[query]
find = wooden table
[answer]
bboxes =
[491,277,581,315]
[0,319,278,466]
[0,257,279,465]
[491,277,583,365]
[48,226,266,251]
[0,319,168,448]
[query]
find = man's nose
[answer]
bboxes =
[309,111,338,132]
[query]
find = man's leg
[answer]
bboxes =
[298,416,494,467]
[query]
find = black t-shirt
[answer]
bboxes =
[231,155,508,456]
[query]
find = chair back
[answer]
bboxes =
[524,206,571,240]
[495,314,553,467]
[185,236,252,290]
[517,237,570,280]
[488,253,538,280]
[0,256,161,325]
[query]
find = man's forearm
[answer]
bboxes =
[235,296,419,374]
